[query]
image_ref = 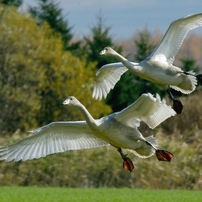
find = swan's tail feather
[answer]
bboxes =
[170,72,197,94]
[127,135,158,159]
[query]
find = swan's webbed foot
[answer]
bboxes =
[123,156,134,172]
[145,140,174,162]
[166,89,183,114]
[196,74,202,85]
[117,148,134,172]
[156,149,174,162]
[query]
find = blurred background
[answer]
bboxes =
[0,0,202,189]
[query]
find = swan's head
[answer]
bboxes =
[63,96,80,106]
[100,47,116,56]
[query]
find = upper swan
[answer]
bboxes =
[93,13,202,113]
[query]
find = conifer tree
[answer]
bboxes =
[1,0,22,7]
[29,0,80,54]
[84,13,122,67]
[180,58,200,73]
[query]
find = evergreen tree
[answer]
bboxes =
[84,13,122,67]
[181,57,200,73]
[1,0,22,7]
[106,71,141,112]
[29,0,80,54]
[134,28,154,61]
[83,13,127,112]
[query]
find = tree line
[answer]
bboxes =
[0,0,202,189]
[0,0,200,136]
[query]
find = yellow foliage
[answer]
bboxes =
[0,6,111,135]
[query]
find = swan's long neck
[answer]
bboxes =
[114,52,141,72]
[76,104,97,127]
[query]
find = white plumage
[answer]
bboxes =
[93,13,202,100]
[0,94,175,170]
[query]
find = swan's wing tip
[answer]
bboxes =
[92,82,108,100]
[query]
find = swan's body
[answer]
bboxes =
[93,13,202,100]
[0,94,175,170]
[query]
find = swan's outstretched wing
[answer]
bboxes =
[115,93,176,129]
[0,121,109,162]
[92,62,128,100]
[149,13,202,64]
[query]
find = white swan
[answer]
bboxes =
[0,93,175,171]
[93,13,202,114]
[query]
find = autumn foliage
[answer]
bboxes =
[0,5,202,189]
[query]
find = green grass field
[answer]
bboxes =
[0,187,201,202]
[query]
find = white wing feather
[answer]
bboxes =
[92,62,128,100]
[115,93,176,129]
[149,13,202,64]
[0,121,109,162]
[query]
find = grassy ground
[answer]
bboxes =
[0,187,202,202]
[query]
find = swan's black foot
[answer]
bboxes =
[117,148,134,172]
[196,74,202,85]
[166,89,183,114]
[173,99,183,114]
[156,149,174,162]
